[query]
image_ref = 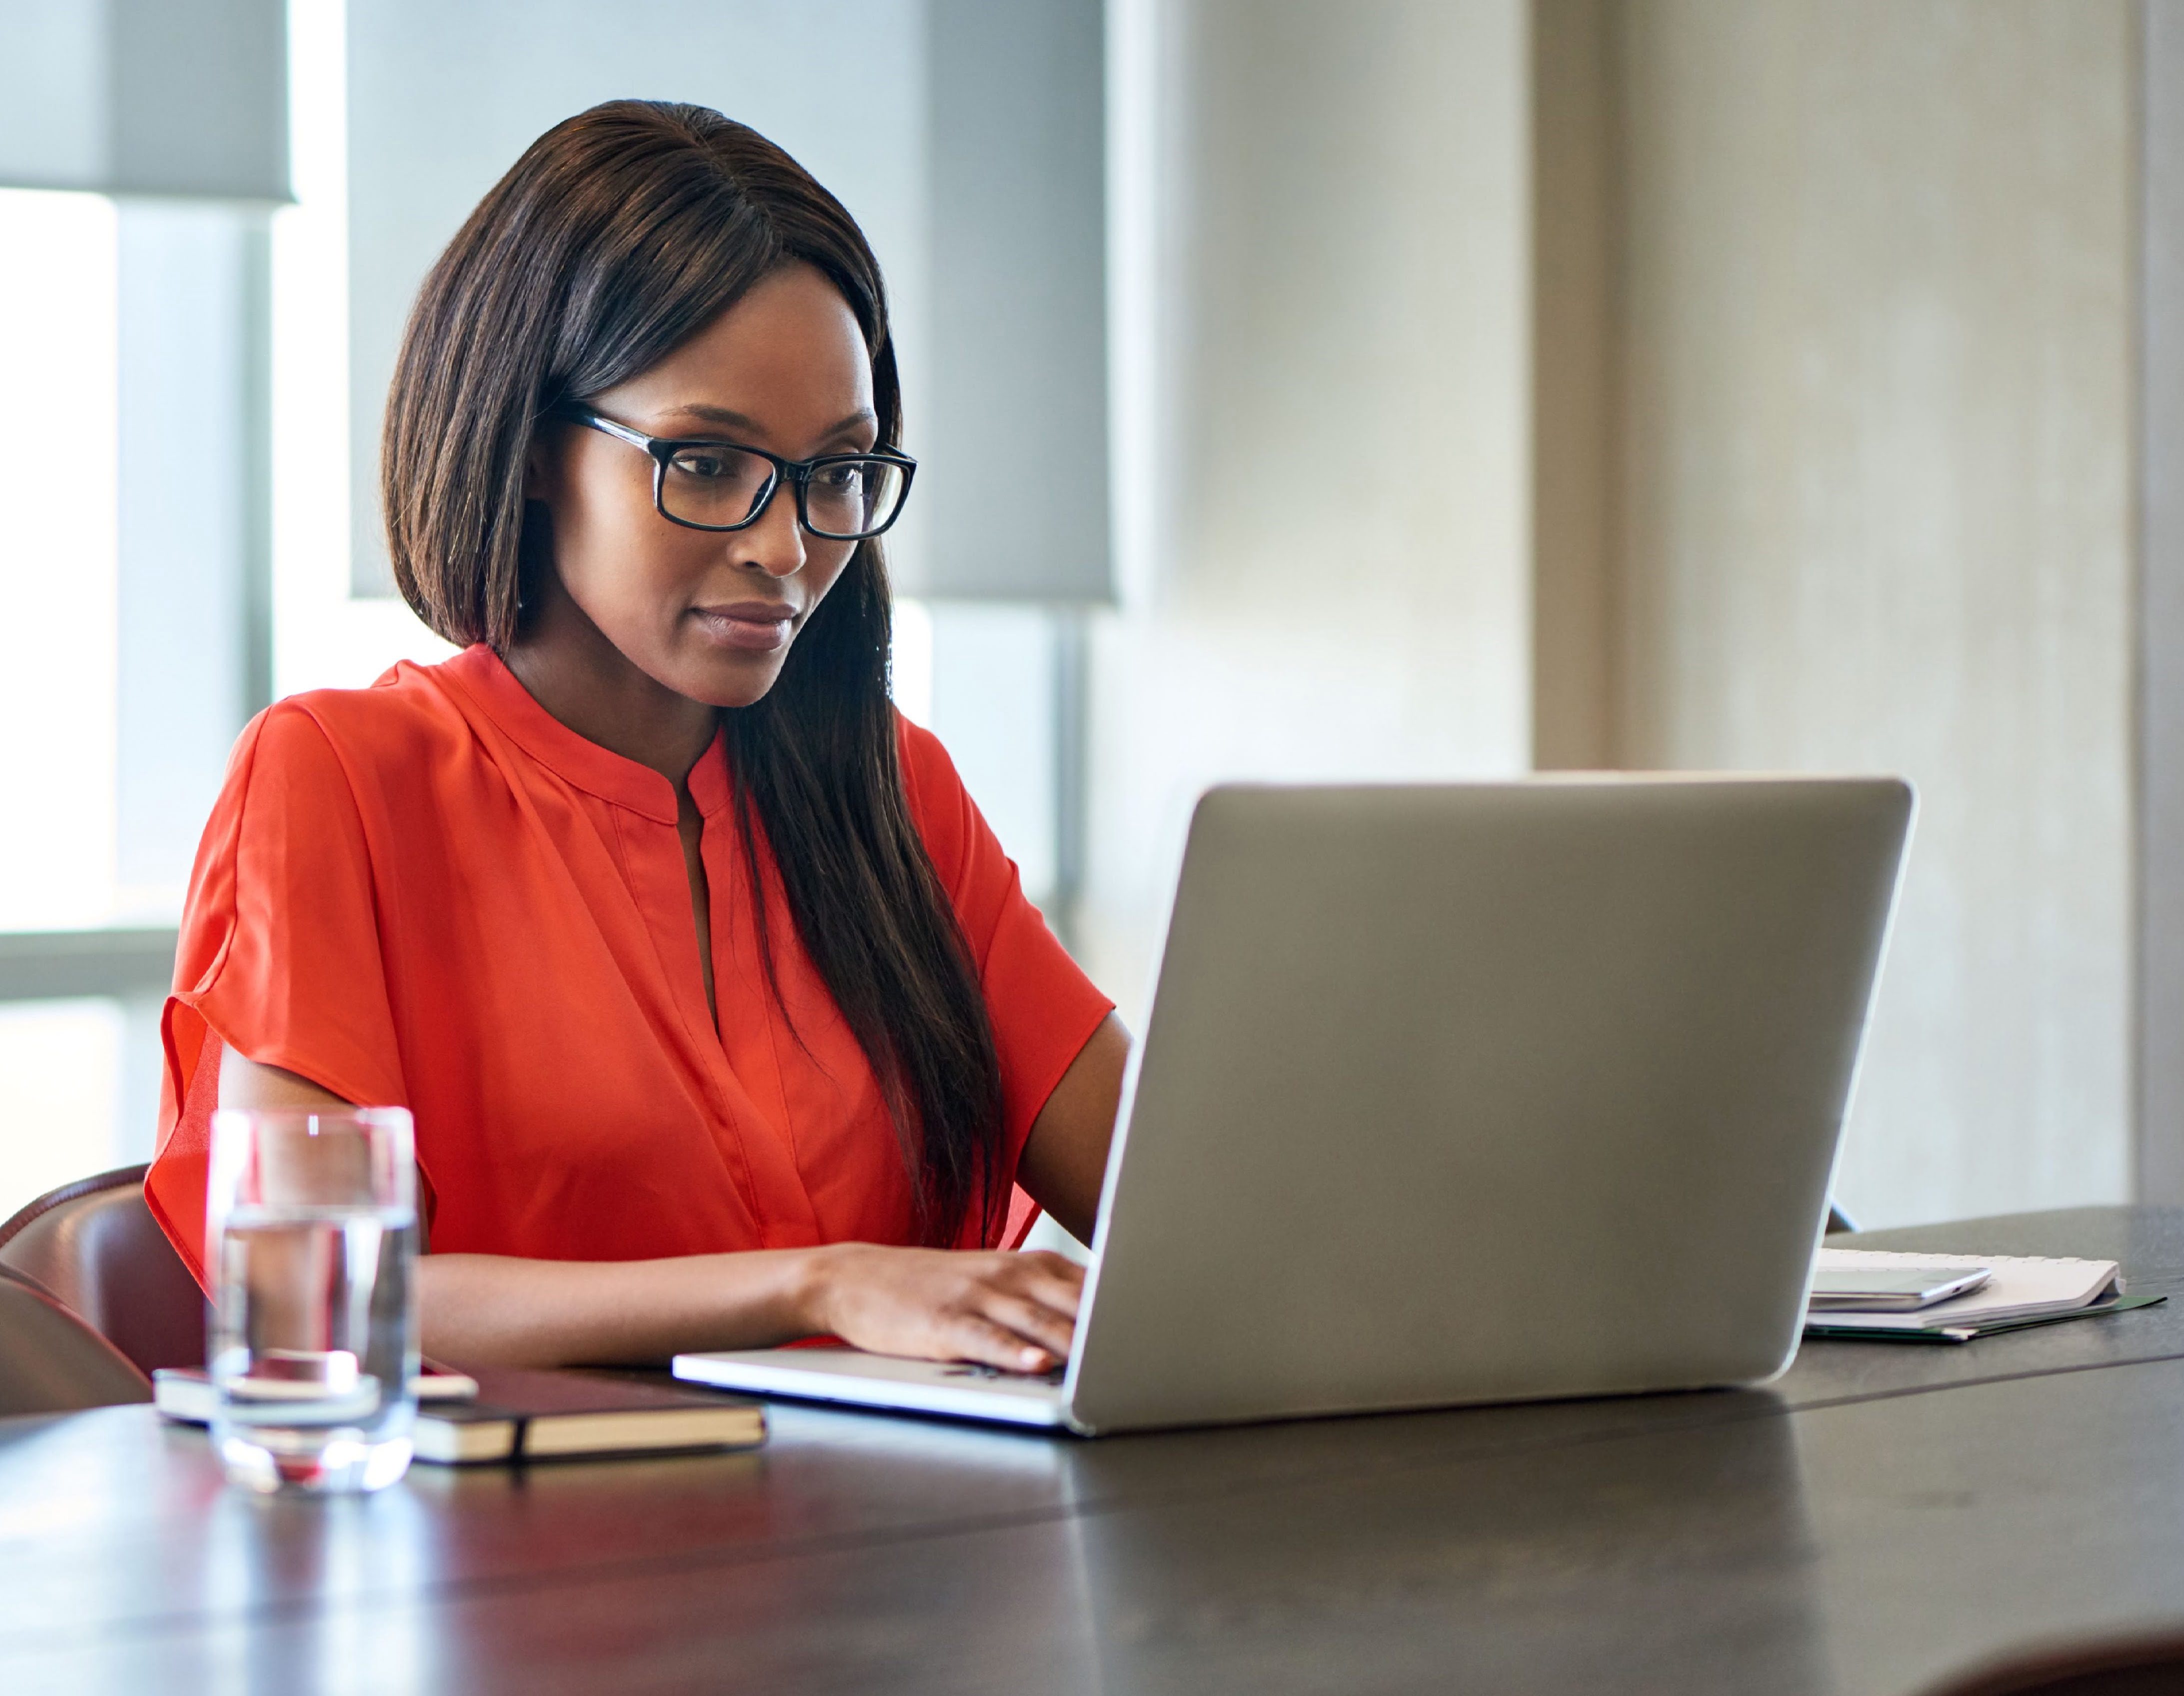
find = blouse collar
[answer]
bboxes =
[438,644,732,825]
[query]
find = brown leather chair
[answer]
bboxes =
[0,1268,150,1415]
[1921,1632,2184,1696]
[0,1165,208,1377]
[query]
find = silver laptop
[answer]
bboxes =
[675,776,1914,1436]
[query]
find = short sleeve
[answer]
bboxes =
[144,704,408,1283]
[896,718,1115,1192]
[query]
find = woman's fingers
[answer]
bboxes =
[949,1314,1059,1373]
[978,1290,1077,1360]
[812,1244,1092,1374]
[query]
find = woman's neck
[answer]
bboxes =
[502,576,719,789]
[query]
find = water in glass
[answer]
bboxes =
[206,1107,418,1494]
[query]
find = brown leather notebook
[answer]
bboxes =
[417,1366,766,1462]
[153,1364,766,1463]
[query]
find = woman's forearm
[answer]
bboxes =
[218,1047,1087,1373]
[418,1240,1087,1373]
[417,1247,827,1368]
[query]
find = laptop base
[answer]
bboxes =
[675,1348,1072,1429]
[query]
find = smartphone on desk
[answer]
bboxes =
[1807,1265,1991,1311]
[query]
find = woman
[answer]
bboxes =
[145,101,1127,1374]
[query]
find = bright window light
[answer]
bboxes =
[272,0,455,697]
[0,1000,124,1217]
[892,596,935,726]
[0,188,118,933]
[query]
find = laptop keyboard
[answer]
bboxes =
[942,1363,1067,1386]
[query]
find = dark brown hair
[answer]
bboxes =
[382,100,1006,1245]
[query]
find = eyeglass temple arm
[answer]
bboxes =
[556,406,655,453]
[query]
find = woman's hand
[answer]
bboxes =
[806,1245,1085,1374]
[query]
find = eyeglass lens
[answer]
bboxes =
[803,458,908,538]
[660,444,907,538]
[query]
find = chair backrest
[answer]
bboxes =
[0,1268,151,1416]
[0,1165,208,1376]
[1921,1633,2184,1696]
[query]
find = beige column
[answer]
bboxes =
[1598,0,2137,1223]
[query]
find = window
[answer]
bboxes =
[0,189,133,1213]
[0,188,118,936]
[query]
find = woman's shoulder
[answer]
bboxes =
[250,654,476,764]
[893,712,974,828]
[892,713,998,891]
[893,710,955,789]
[224,654,483,814]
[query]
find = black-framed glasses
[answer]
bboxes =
[553,403,916,540]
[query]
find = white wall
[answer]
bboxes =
[1609,0,2137,1226]
[1080,0,1535,1018]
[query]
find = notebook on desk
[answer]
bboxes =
[156,1364,765,1462]
[1803,1248,2139,1341]
[678,776,1916,1435]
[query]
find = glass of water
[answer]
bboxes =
[206,1106,419,1494]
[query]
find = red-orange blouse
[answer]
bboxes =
[145,644,1112,1283]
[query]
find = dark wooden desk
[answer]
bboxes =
[7,1208,2184,1695]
